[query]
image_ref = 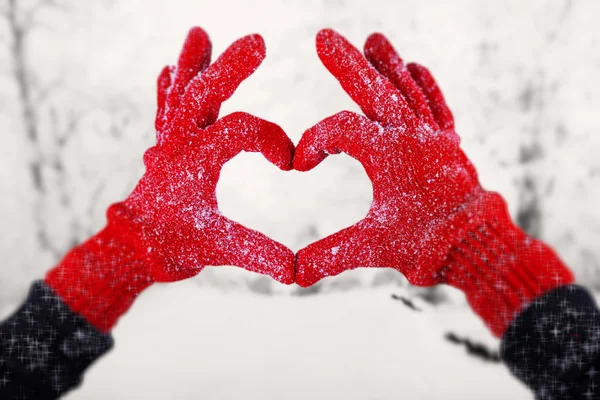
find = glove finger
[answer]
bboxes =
[179,34,266,130]
[155,65,174,133]
[206,112,294,171]
[316,29,417,129]
[364,33,438,130]
[170,27,212,102]
[295,222,386,287]
[293,110,380,173]
[406,63,455,131]
[210,215,295,284]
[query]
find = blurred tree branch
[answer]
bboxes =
[1,0,95,259]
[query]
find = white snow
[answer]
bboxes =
[60,281,530,400]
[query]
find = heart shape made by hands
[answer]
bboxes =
[218,27,482,289]
[216,151,373,254]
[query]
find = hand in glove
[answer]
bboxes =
[46,27,295,332]
[293,29,573,337]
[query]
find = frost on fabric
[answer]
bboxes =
[45,28,296,337]
[120,29,296,285]
[291,29,573,344]
[293,29,483,288]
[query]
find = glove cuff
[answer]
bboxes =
[45,221,154,333]
[441,198,574,337]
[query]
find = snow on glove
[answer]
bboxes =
[45,27,295,333]
[294,29,573,337]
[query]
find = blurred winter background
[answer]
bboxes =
[1,0,599,398]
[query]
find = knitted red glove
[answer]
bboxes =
[294,29,574,337]
[45,27,295,333]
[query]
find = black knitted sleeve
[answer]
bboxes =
[501,284,600,399]
[0,281,113,399]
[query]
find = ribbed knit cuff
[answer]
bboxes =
[441,207,574,337]
[45,223,154,333]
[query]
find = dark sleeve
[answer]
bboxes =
[500,284,600,400]
[0,280,114,399]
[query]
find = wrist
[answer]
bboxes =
[441,198,574,337]
[45,219,154,333]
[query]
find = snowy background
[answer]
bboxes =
[1,0,599,398]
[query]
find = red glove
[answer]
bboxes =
[45,27,295,333]
[294,29,574,337]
